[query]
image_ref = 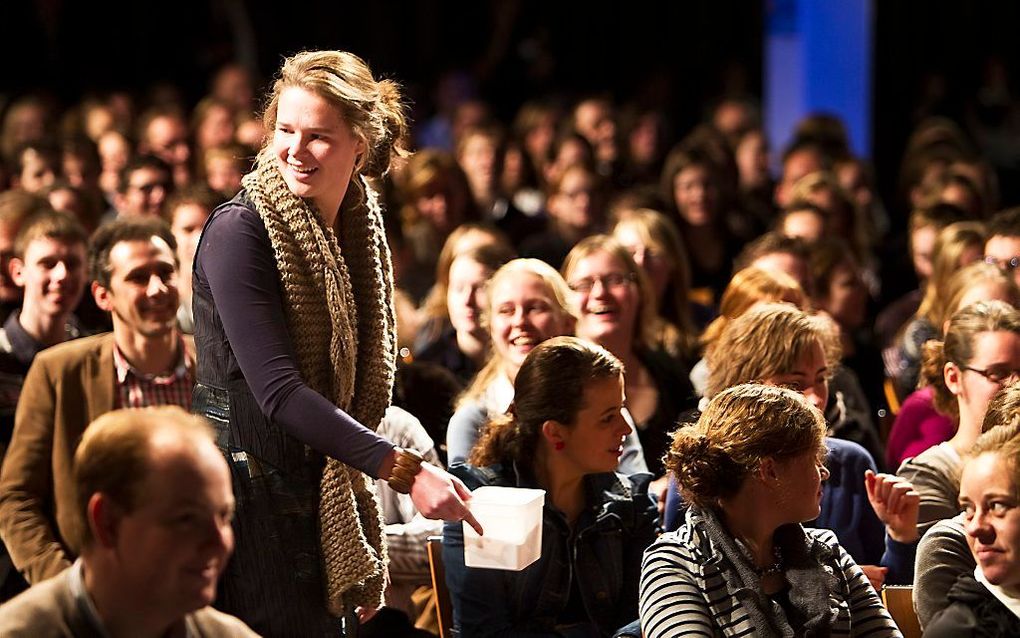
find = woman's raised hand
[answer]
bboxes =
[411,462,484,535]
[864,469,920,543]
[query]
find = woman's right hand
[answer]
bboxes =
[411,462,484,535]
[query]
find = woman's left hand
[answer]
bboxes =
[864,469,920,543]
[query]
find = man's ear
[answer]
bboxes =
[88,493,121,548]
[92,281,112,312]
[9,257,25,288]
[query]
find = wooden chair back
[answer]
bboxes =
[882,585,922,638]
[426,535,454,638]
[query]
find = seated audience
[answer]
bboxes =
[414,233,515,385]
[885,220,989,403]
[112,155,173,219]
[660,145,737,303]
[611,207,702,363]
[446,258,646,474]
[520,162,604,269]
[690,266,806,397]
[925,421,1020,636]
[444,336,658,637]
[891,259,1017,450]
[9,141,60,194]
[640,383,900,637]
[0,210,89,447]
[163,185,223,334]
[562,235,695,477]
[985,206,1020,288]
[0,406,257,637]
[0,218,195,584]
[397,149,478,303]
[898,300,1020,529]
[732,231,813,294]
[914,382,1020,628]
[667,303,920,588]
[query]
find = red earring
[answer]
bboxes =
[554,441,565,451]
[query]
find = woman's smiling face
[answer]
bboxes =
[488,271,571,379]
[566,249,638,347]
[272,86,365,215]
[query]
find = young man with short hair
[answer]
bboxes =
[112,155,173,219]
[0,209,89,448]
[0,217,195,585]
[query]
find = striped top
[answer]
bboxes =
[640,509,902,637]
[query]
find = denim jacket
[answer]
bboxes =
[443,462,658,637]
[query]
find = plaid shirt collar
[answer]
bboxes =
[112,337,191,385]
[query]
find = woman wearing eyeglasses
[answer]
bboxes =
[898,300,1020,530]
[561,235,696,478]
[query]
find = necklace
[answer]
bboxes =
[754,545,784,577]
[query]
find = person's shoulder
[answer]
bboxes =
[900,442,958,473]
[824,436,875,469]
[447,461,508,490]
[32,333,112,371]
[203,191,266,237]
[804,525,841,548]
[643,524,706,570]
[0,569,75,635]
[188,606,261,637]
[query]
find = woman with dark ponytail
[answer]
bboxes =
[640,384,900,637]
[443,336,659,637]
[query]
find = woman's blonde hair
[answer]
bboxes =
[961,421,1020,492]
[611,208,698,358]
[705,303,840,398]
[917,221,987,325]
[936,261,1020,329]
[561,234,657,351]
[458,258,577,406]
[419,223,514,322]
[701,267,807,350]
[667,383,826,510]
[981,383,1020,433]
[260,50,408,185]
[920,300,1020,419]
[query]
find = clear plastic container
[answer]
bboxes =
[463,486,545,571]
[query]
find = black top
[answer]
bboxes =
[192,193,393,477]
[633,347,696,477]
[926,572,1020,637]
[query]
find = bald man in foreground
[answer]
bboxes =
[0,406,258,637]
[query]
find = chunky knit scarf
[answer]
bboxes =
[241,151,397,616]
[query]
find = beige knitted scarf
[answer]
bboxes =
[241,151,397,616]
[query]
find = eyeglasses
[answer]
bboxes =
[985,255,1020,271]
[961,365,1020,384]
[567,272,636,293]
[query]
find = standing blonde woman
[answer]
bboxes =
[192,50,479,636]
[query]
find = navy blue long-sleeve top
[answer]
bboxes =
[193,198,394,478]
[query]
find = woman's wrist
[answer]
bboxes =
[385,447,425,494]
